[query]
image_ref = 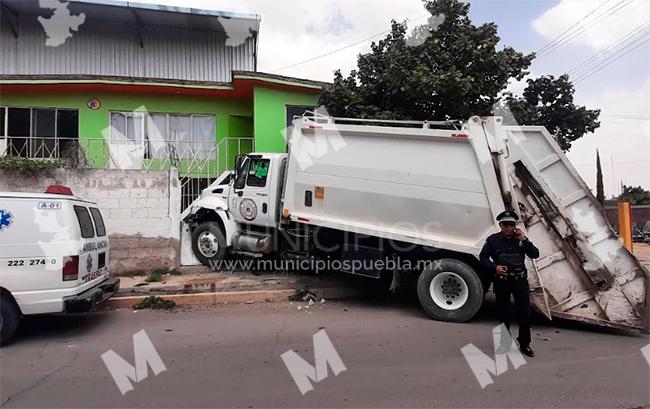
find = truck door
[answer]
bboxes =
[230,156,272,227]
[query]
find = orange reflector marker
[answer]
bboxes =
[282,208,290,217]
[315,186,325,200]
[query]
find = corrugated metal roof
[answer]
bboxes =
[76,0,260,20]
[0,0,259,82]
[1,0,260,32]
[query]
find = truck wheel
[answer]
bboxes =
[0,295,20,345]
[191,222,227,267]
[417,258,483,322]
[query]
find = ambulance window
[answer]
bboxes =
[74,205,95,238]
[90,207,106,237]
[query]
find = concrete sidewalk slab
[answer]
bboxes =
[110,266,368,308]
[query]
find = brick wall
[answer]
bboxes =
[603,205,650,232]
[0,168,181,273]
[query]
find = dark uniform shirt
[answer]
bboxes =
[479,233,540,276]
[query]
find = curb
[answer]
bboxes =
[107,287,364,309]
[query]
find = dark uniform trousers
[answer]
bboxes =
[480,232,539,348]
[493,276,531,347]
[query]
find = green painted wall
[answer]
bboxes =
[0,91,253,173]
[253,86,319,153]
[1,85,322,171]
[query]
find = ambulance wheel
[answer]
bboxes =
[417,258,483,322]
[191,222,227,267]
[0,295,20,345]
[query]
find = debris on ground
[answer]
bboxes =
[288,288,318,303]
[132,296,176,310]
[145,267,183,283]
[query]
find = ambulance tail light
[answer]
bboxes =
[62,256,79,281]
[46,185,74,196]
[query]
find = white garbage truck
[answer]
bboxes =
[182,114,649,332]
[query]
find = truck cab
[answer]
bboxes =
[229,153,287,229]
[181,153,287,267]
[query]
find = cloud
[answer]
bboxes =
[566,74,650,197]
[532,0,650,51]
[137,0,427,81]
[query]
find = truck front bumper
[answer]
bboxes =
[63,277,120,313]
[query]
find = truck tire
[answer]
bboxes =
[0,295,20,345]
[191,222,227,267]
[417,258,483,322]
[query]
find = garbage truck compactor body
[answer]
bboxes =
[183,115,649,332]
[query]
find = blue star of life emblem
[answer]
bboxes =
[0,209,13,231]
[86,256,93,272]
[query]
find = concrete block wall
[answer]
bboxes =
[0,168,181,273]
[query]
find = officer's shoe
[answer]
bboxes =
[519,345,535,358]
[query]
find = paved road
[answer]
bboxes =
[1,295,649,408]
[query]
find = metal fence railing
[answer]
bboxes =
[0,135,255,211]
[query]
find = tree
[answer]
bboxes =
[501,75,600,150]
[617,185,650,205]
[319,0,534,120]
[596,150,605,205]
[319,0,600,150]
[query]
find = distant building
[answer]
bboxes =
[0,0,324,207]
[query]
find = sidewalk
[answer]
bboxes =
[109,266,367,308]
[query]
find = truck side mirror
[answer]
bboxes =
[235,155,244,172]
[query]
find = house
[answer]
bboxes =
[0,0,325,271]
[0,0,325,207]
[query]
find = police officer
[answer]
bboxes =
[479,210,540,357]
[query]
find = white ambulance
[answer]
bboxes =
[0,185,119,344]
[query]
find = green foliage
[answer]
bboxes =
[319,0,534,120]
[501,75,600,150]
[617,185,650,205]
[132,296,176,310]
[320,0,600,149]
[0,156,66,173]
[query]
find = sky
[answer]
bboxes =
[135,0,649,198]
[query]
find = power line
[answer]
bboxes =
[573,159,650,166]
[567,19,650,76]
[536,0,614,54]
[270,14,429,73]
[600,114,650,119]
[574,32,650,82]
[537,0,636,58]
